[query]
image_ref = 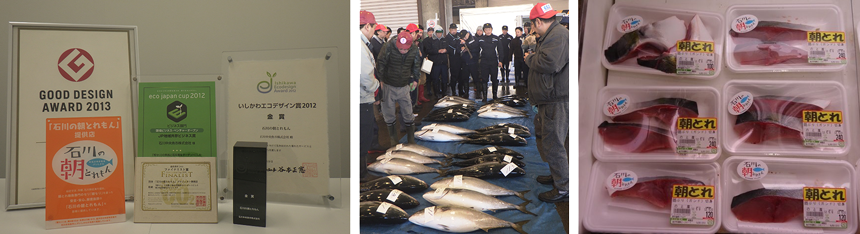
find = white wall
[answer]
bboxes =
[489,0,570,10]
[0,0,351,178]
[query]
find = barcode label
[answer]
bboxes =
[811,50,826,56]
[679,139,697,145]
[807,211,824,217]
[674,208,691,214]
[806,132,823,137]
[678,60,695,66]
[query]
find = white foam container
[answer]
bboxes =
[721,80,850,157]
[725,4,846,73]
[722,156,857,233]
[601,4,724,79]
[584,161,721,233]
[593,86,721,162]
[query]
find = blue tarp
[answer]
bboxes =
[360,102,565,234]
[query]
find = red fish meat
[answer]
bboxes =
[733,40,807,66]
[729,21,816,42]
[610,176,705,208]
[734,96,826,144]
[730,21,818,66]
[731,188,803,223]
[611,98,699,127]
[598,121,675,153]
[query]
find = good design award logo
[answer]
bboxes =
[58,48,95,82]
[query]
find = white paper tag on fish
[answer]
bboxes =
[432,128,440,133]
[727,92,753,115]
[452,175,463,186]
[605,170,637,195]
[603,94,630,117]
[424,207,435,223]
[381,157,392,164]
[670,185,716,226]
[803,187,849,228]
[617,15,643,33]
[430,123,437,128]
[675,40,716,76]
[447,109,453,113]
[434,188,447,197]
[807,31,847,64]
[731,15,758,33]
[675,117,718,155]
[500,163,518,177]
[387,175,402,185]
[387,190,403,202]
[396,144,403,150]
[802,110,846,147]
[503,155,513,162]
[508,128,516,134]
[736,160,768,180]
[487,147,497,152]
[376,202,393,214]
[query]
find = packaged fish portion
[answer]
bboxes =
[601,4,724,78]
[722,80,849,156]
[584,161,720,233]
[725,4,847,73]
[722,156,857,233]
[593,86,720,162]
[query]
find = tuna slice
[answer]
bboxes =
[598,121,675,153]
[604,16,687,64]
[611,97,699,126]
[731,188,803,223]
[730,21,817,42]
[610,176,705,208]
[730,21,817,66]
[734,96,828,144]
[734,40,807,65]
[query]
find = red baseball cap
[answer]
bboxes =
[360,10,377,25]
[374,24,389,32]
[530,3,559,20]
[395,31,413,50]
[406,23,419,33]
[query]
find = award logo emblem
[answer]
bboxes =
[58,48,95,82]
[257,72,276,93]
[167,101,187,122]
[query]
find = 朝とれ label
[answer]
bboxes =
[803,187,848,228]
[802,110,845,147]
[675,40,716,75]
[675,117,718,154]
[807,31,847,64]
[670,185,716,226]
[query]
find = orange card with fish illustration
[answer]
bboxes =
[45,116,126,229]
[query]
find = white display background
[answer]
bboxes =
[15,29,135,205]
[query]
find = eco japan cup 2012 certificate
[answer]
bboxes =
[141,162,212,211]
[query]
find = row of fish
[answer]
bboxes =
[361,202,529,234]
[416,123,530,146]
[605,14,713,73]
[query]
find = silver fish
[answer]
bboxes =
[430,176,530,202]
[376,151,442,165]
[386,143,447,157]
[415,129,467,142]
[423,188,536,216]
[477,109,527,119]
[478,103,526,114]
[438,96,474,104]
[420,123,477,135]
[368,158,440,175]
[435,99,473,108]
[409,205,530,234]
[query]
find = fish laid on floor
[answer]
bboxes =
[430,175,531,202]
[730,21,817,66]
[448,146,525,160]
[478,109,528,119]
[409,206,530,234]
[423,188,537,216]
[611,97,698,126]
[488,97,527,107]
[433,104,477,113]
[609,176,705,208]
[463,133,528,146]
[478,103,527,115]
[424,112,471,122]
[360,175,428,193]
[367,158,440,175]
[444,154,526,168]
[598,121,675,153]
[730,188,803,223]
[437,162,525,179]
[386,143,447,157]
[470,127,531,138]
[421,123,476,135]
[415,129,467,142]
[476,123,530,133]
[734,96,828,144]
[360,201,409,224]
[360,189,420,209]
[436,98,476,108]
[376,151,443,165]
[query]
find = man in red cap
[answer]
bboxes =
[359,10,381,182]
[526,3,569,203]
[376,31,421,146]
[371,24,389,59]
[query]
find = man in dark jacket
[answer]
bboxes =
[445,23,464,97]
[376,31,422,145]
[427,26,450,97]
[527,3,569,203]
[510,27,525,88]
[477,23,502,101]
[499,25,514,86]
[466,27,482,100]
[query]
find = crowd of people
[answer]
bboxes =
[358,2,569,203]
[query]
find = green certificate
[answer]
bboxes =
[138,82,216,157]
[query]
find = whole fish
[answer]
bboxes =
[444,154,526,168]
[475,123,529,133]
[376,151,442,165]
[463,133,528,146]
[360,175,428,193]
[421,123,477,135]
[437,162,525,179]
[488,98,527,107]
[424,112,471,122]
[415,129,467,142]
[436,99,474,108]
[433,104,477,114]
[448,146,525,160]
[360,189,420,209]
[423,188,536,216]
[430,175,531,202]
[479,104,527,115]
[409,205,530,234]
[386,143,446,157]
[470,127,531,138]
[478,109,528,119]
[360,201,409,224]
[438,95,475,104]
[368,158,440,175]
